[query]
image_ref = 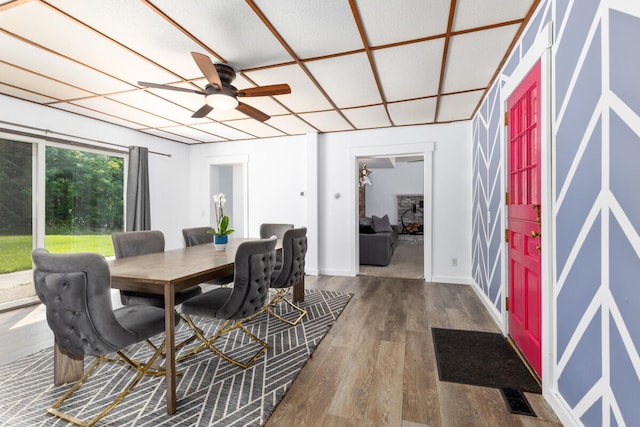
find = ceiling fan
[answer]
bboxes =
[138,52,291,122]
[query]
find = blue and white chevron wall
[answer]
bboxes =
[472,0,640,425]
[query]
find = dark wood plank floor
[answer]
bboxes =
[266,275,562,427]
[0,276,562,426]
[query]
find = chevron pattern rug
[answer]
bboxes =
[0,289,351,426]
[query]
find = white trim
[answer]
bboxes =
[431,275,474,285]
[305,132,319,275]
[349,142,435,280]
[500,17,558,402]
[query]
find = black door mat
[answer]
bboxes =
[432,327,541,394]
[501,388,537,416]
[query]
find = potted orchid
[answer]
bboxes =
[208,193,234,250]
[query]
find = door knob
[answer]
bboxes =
[531,230,541,238]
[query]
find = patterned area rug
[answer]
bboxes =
[0,289,352,426]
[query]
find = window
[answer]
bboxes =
[0,140,125,309]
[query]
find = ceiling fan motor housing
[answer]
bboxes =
[213,63,236,84]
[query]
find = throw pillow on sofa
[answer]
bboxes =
[372,214,392,232]
[359,217,376,234]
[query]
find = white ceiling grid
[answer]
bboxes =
[0,0,537,145]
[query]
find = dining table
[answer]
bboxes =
[52,237,301,415]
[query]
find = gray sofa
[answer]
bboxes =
[359,216,399,266]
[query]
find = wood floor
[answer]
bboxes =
[267,275,562,427]
[0,277,562,426]
[359,240,424,280]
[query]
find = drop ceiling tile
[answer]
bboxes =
[190,122,254,140]
[0,1,179,86]
[298,111,353,132]
[0,84,58,104]
[108,91,198,124]
[47,0,214,80]
[266,115,318,135]
[70,97,179,128]
[443,24,519,93]
[387,98,437,125]
[436,89,484,122]
[149,0,291,69]
[245,64,332,112]
[254,0,362,58]
[152,125,222,143]
[306,54,381,108]
[211,107,251,122]
[140,128,210,144]
[373,39,444,102]
[453,0,534,31]
[51,102,145,129]
[342,105,391,129]
[0,32,130,94]
[226,119,286,138]
[356,0,451,46]
[0,62,93,100]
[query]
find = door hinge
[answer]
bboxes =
[505,229,509,242]
[505,192,510,205]
[504,111,509,126]
[505,296,509,311]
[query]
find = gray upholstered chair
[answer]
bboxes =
[182,226,234,287]
[178,237,277,369]
[32,248,177,426]
[265,227,308,326]
[112,230,202,306]
[259,223,293,267]
[259,223,293,239]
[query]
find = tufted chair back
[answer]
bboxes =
[217,237,277,319]
[32,249,137,357]
[259,223,293,239]
[182,226,214,247]
[111,230,164,258]
[271,227,307,289]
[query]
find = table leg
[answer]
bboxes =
[293,275,305,302]
[164,285,176,415]
[53,340,83,385]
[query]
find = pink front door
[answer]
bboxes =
[507,60,542,378]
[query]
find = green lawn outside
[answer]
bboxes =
[0,235,115,274]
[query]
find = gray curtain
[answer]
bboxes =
[126,146,151,231]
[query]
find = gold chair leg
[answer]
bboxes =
[178,316,268,369]
[46,340,167,427]
[266,288,307,326]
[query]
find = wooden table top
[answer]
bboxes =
[109,238,271,293]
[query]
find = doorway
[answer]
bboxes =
[349,142,434,281]
[357,156,424,280]
[209,159,247,238]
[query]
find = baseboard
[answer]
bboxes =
[543,389,580,427]
[430,275,474,285]
[319,268,356,277]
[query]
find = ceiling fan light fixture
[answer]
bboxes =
[205,93,239,110]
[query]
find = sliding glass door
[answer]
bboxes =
[0,140,125,309]
[0,140,34,306]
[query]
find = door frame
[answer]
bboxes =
[349,142,434,280]
[500,22,553,387]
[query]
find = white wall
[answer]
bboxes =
[0,95,191,250]
[317,122,472,281]
[187,135,308,238]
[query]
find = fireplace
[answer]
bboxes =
[397,194,424,235]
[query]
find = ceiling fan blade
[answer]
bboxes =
[138,81,205,95]
[237,84,291,97]
[191,104,213,118]
[191,52,223,89]
[236,102,270,122]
